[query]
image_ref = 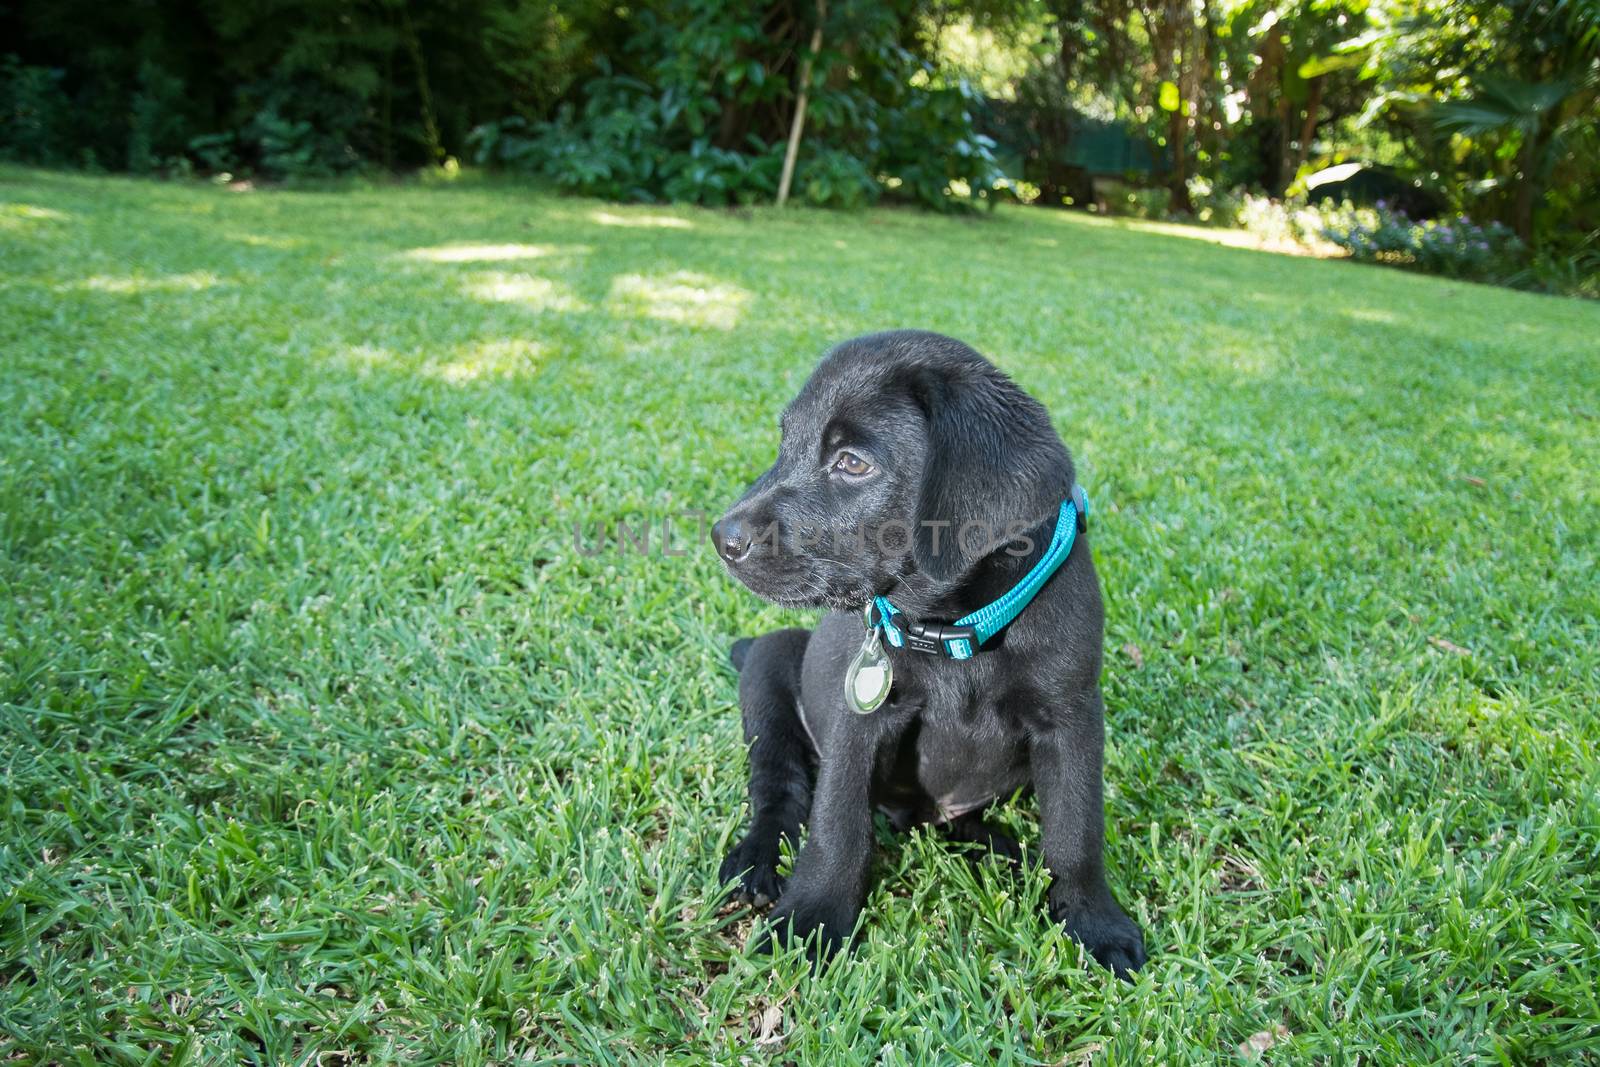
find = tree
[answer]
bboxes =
[777,0,827,206]
[1353,0,1600,247]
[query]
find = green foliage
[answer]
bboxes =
[796,147,880,209]
[5,0,1597,241]
[470,69,788,206]
[1102,184,1174,220]
[1320,200,1526,281]
[469,0,1003,210]
[2,0,613,177]
[0,56,72,165]
[126,62,191,174]
[877,78,1006,210]
[1185,178,1248,227]
[479,0,599,118]
[1235,192,1327,246]
[1516,242,1600,299]
[186,132,241,176]
[1431,76,1578,139]
[245,107,343,180]
[468,1,800,204]
[1346,0,1599,262]
[2,168,1598,1062]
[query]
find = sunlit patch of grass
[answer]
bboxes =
[0,202,71,232]
[590,208,694,229]
[3,202,69,219]
[464,270,589,312]
[1341,305,1401,325]
[1096,215,1342,257]
[608,270,750,330]
[339,342,398,370]
[401,241,563,263]
[0,165,1596,1066]
[424,338,547,383]
[225,231,305,249]
[64,271,224,294]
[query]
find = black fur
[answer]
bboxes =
[711,330,1145,977]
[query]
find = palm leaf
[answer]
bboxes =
[1433,100,1526,136]
[1432,75,1576,137]
[1542,0,1600,55]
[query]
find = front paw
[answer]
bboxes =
[719,835,784,908]
[759,893,858,962]
[1050,888,1147,979]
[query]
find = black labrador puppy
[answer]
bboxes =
[710,330,1146,977]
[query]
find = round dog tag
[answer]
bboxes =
[845,629,892,714]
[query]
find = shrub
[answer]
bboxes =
[245,108,333,180]
[1187,177,1246,227]
[1105,185,1171,220]
[127,63,192,174]
[187,132,242,175]
[1237,193,1326,246]
[473,72,720,203]
[0,56,72,165]
[1510,244,1600,300]
[796,148,878,209]
[874,77,1004,212]
[1320,200,1524,282]
[468,2,1004,211]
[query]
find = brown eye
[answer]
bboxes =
[833,451,872,477]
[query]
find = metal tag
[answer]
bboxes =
[845,627,892,714]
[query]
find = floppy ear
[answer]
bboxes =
[908,360,1072,584]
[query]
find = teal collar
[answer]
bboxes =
[869,486,1088,660]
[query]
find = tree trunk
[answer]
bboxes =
[1194,0,1217,171]
[777,0,826,208]
[1166,0,1193,213]
[1035,0,1090,208]
[1052,0,1087,81]
[1249,30,1287,191]
[400,3,444,164]
[1512,124,1543,244]
[1141,0,1193,213]
[1168,105,1192,212]
[1292,76,1323,174]
[1274,94,1292,195]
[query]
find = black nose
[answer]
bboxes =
[711,516,752,563]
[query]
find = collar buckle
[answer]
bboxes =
[904,620,978,658]
[870,600,977,659]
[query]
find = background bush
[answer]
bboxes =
[1,0,1595,289]
[1320,202,1525,283]
[0,0,613,177]
[466,1,1003,210]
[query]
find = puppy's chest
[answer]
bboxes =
[890,676,1032,821]
[895,665,1040,736]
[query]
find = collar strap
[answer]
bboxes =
[869,487,1088,660]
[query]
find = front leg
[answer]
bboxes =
[1031,686,1146,978]
[762,709,883,961]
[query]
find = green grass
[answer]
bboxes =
[2,166,1597,1066]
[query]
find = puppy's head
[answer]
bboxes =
[711,331,1071,609]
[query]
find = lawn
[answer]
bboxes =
[1,166,1597,1066]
